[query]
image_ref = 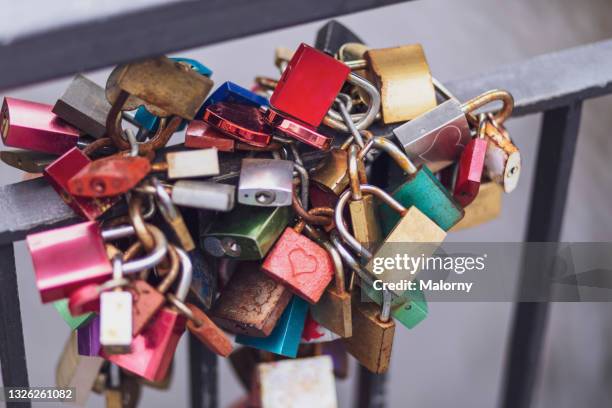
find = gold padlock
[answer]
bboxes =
[347,144,382,252]
[343,289,395,373]
[450,181,503,231]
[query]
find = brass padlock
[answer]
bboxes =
[343,289,395,374]
[347,144,382,251]
[482,113,521,193]
[450,181,503,231]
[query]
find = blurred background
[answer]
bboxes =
[1,0,612,406]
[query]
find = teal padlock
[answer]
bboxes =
[364,137,464,233]
[235,296,308,358]
[53,299,95,330]
[362,285,428,329]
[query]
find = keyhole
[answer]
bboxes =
[255,190,275,204]
[90,178,107,194]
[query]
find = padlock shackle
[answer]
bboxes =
[359,137,418,175]
[157,245,180,293]
[320,240,346,294]
[101,224,168,275]
[329,231,374,288]
[348,145,363,201]
[322,73,380,132]
[174,247,193,301]
[460,90,514,125]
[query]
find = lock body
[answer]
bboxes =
[311,148,350,197]
[100,291,133,354]
[56,332,104,406]
[238,159,294,207]
[68,155,151,197]
[53,74,110,138]
[54,298,95,330]
[77,315,101,356]
[203,205,290,260]
[203,81,269,110]
[44,147,117,220]
[1,97,80,155]
[256,356,338,408]
[362,286,428,329]
[483,121,521,193]
[265,109,332,150]
[349,194,383,251]
[367,206,446,296]
[343,293,395,374]
[172,180,236,212]
[27,221,112,303]
[185,120,235,152]
[0,150,56,173]
[315,20,364,56]
[130,280,166,335]
[105,308,186,382]
[454,137,487,206]
[450,181,503,231]
[310,286,352,338]
[393,99,471,172]
[236,296,308,358]
[365,44,436,123]
[188,248,217,310]
[380,166,463,233]
[211,266,292,337]
[261,227,334,304]
[270,43,350,127]
[186,303,233,357]
[203,102,273,147]
[165,148,220,179]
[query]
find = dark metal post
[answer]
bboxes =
[501,102,583,408]
[0,243,31,408]
[356,366,387,408]
[189,333,218,408]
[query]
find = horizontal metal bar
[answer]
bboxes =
[0,0,409,91]
[446,38,612,117]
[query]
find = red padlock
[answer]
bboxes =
[67,154,151,197]
[203,102,272,147]
[1,97,80,155]
[261,221,333,304]
[185,120,236,152]
[264,109,331,150]
[26,221,112,303]
[44,147,117,220]
[270,43,350,128]
[453,117,488,207]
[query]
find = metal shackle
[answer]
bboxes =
[359,136,418,175]
[101,223,168,274]
[324,73,381,132]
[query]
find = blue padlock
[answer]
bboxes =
[134,57,213,132]
[201,81,269,111]
[235,296,308,358]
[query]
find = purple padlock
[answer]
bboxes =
[77,315,101,356]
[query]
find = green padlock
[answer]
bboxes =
[362,137,464,233]
[53,299,95,330]
[361,285,428,329]
[202,204,290,260]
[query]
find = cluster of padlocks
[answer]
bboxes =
[0,24,520,407]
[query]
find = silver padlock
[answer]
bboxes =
[100,256,133,355]
[171,180,236,212]
[238,158,293,206]
[162,148,220,179]
[393,83,513,173]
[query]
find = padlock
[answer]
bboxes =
[130,245,180,335]
[134,57,213,132]
[185,120,236,151]
[236,296,308,358]
[393,85,513,172]
[301,312,341,343]
[203,204,290,260]
[203,102,273,147]
[336,184,446,296]
[269,43,351,127]
[202,81,269,110]
[186,248,217,310]
[450,181,503,231]
[0,149,56,173]
[100,256,133,354]
[338,42,370,81]
[238,159,294,207]
[361,284,428,330]
[310,238,352,338]
[360,44,437,123]
[453,114,489,206]
[264,109,332,150]
[261,218,333,304]
[77,315,101,356]
[27,221,112,303]
[347,144,382,251]
[254,356,338,408]
[482,113,521,193]
[56,332,104,406]
[361,137,463,233]
[104,247,192,382]
[1,97,80,155]
[106,56,213,120]
[53,298,95,330]
[154,180,236,212]
[152,178,196,251]
[103,364,142,408]
[44,147,117,220]
[310,147,350,208]
[52,74,110,138]
[315,20,364,56]
[211,263,292,337]
[343,290,394,374]
[152,147,220,179]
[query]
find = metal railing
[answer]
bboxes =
[1,11,612,408]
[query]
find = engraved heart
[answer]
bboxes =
[288,248,318,276]
[418,124,465,164]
